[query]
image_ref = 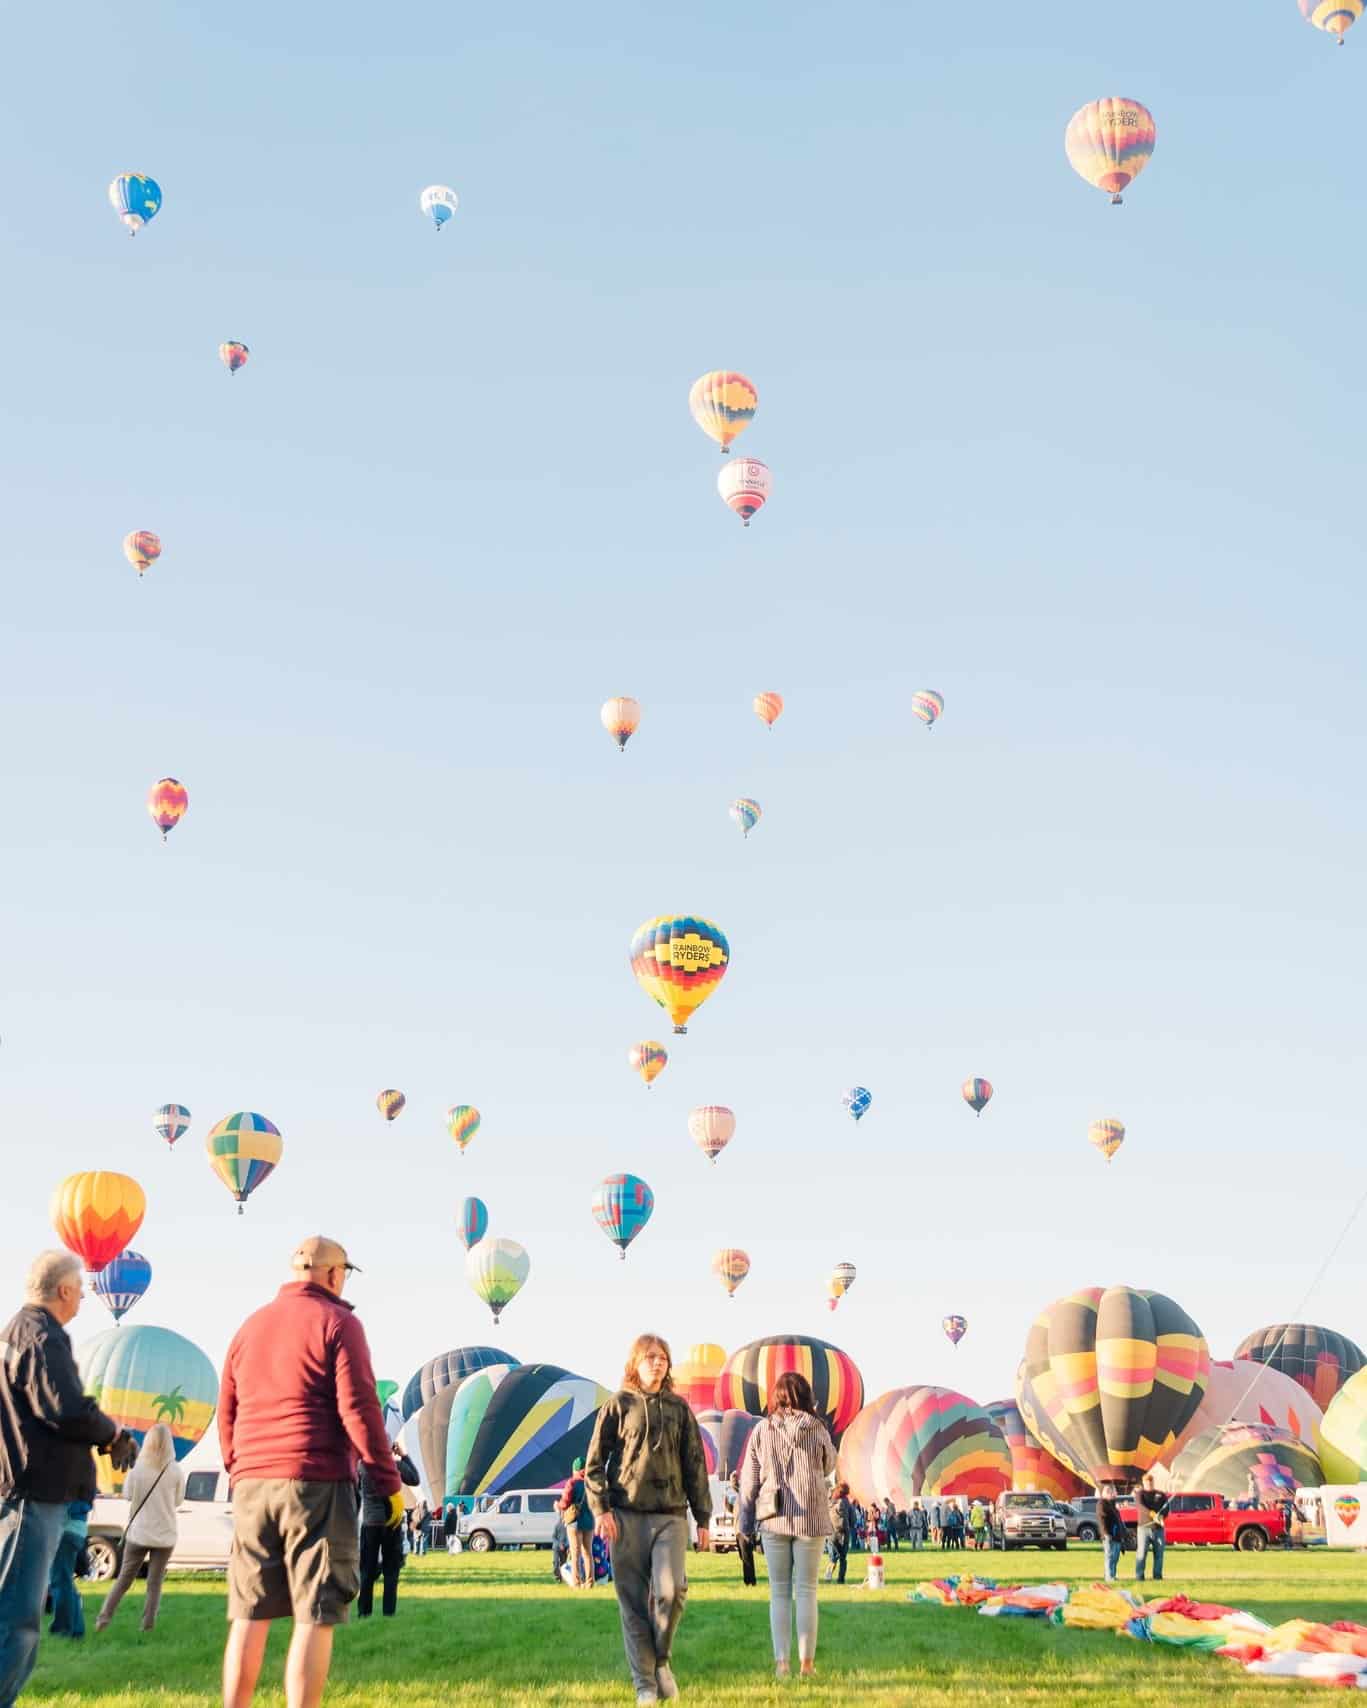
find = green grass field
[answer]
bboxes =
[24,1543,1364,1705]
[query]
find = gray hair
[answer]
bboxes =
[26,1250,82,1301]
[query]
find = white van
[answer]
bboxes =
[87,1467,235,1579]
[457,1489,563,1552]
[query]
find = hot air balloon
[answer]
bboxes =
[1170,1423,1322,1500]
[154,1104,190,1148]
[446,1363,612,1500]
[458,1196,489,1251]
[842,1087,872,1123]
[629,915,730,1035]
[712,1247,750,1299]
[729,797,761,839]
[91,1250,152,1322]
[1166,1358,1323,1475]
[628,1041,668,1089]
[376,1379,403,1443]
[826,1262,857,1313]
[961,1078,992,1115]
[943,1314,968,1348]
[753,692,783,730]
[219,341,249,374]
[843,1388,1013,1506]
[1301,0,1363,42]
[419,185,459,229]
[205,1111,282,1214]
[147,778,187,841]
[689,371,757,453]
[77,1324,218,1494]
[50,1172,146,1272]
[674,1343,726,1414]
[123,530,161,577]
[601,696,640,753]
[399,1345,519,1423]
[440,1363,517,1501]
[911,689,944,729]
[1318,1369,1367,1483]
[1233,1323,1365,1412]
[407,1382,475,1503]
[984,1399,1089,1501]
[718,457,771,527]
[687,1104,735,1164]
[1065,98,1156,205]
[717,1335,865,1444]
[591,1172,654,1260]
[447,1104,481,1154]
[1088,1117,1125,1162]
[109,173,161,235]
[1017,1285,1210,1488]
[466,1237,528,1324]
[695,1408,763,1479]
[376,1089,406,1122]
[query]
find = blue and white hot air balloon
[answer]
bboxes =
[109,174,162,235]
[419,185,459,230]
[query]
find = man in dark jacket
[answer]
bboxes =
[357,1444,420,1617]
[1098,1484,1126,1582]
[0,1251,136,1707]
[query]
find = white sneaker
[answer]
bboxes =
[656,1662,680,1699]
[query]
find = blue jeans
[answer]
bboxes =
[1103,1535,1122,1580]
[47,1536,85,1639]
[1134,1526,1164,1581]
[0,1498,67,1707]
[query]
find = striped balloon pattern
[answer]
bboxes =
[1170,1423,1322,1500]
[687,1105,735,1163]
[50,1171,146,1271]
[984,1398,1089,1500]
[630,915,729,1035]
[717,1334,864,1443]
[1301,0,1363,41]
[911,689,944,728]
[400,1344,518,1423]
[753,692,783,729]
[445,1362,612,1499]
[442,1362,517,1498]
[729,797,761,838]
[689,370,758,452]
[842,1086,872,1122]
[123,530,162,575]
[78,1324,218,1494]
[466,1237,529,1323]
[204,1111,282,1213]
[1065,98,1156,205]
[628,1041,668,1088]
[841,1387,1012,1506]
[447,1104,481,1153]
[674,1343,726,1414]
[712,1247,750,1298]
[1317,1369,1367,1484]
[1168,1358,1322,1469]
[1233,1322,1366,1412]
[154,1104,191,1147]
[147,777,188,839]
[458,1196,490,1251]
[109,173,161,234]
[961,1078,992,1115]
[591,1172,654,1259]
[1017,1285,1209,1487]
[696,1408,763,1479]
[717,457,771,526]
[91,1249,152,1322]
[376,1088,406,1122]
[408,1380,469,1506]
[1088,1117,1125,1162]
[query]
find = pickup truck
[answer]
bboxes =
[992,1491,1068,1550]
[1118,1491,1287,1552]
[87,1467,234,1579]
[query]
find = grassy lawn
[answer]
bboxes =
[24,1542,1364,1705]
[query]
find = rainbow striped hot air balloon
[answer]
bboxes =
[961,1078,992,1115]
[377,1089,406,1122]
[628,1041,668,1089]
[50,1172,146,1272]
[447,1104,481,1154]
[630,915,730,1035]
[689,370,757,453]
[600,696,640,753]
[718,457,771,527]
[77,1324,217,1493]
[729,797,761,839]
[147,778,187,841]
[219,341,249,374]
[1065,98,1156,205]
[1088,1117,1125,1162]
[154,1104,190,1148]
[458,1195,489,1251]
[687,1105,735,1164]
[846,1388,1012,1506]
[984,1398,1089,1501]
[1301,0,1363,43]
[205,1111,282,1214]
[591,1173,654,1260]
[753,692,784,730]
[911,689,944,729]
[719,1335,865,1444]
[123,530,161,577]
[91,1250,152,1322]
[712,1247,750,1299]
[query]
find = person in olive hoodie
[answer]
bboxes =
[584,1334,711,1707]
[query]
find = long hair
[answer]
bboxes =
[138,1423,176,1474]
[767,1371,817,1416]
[621,1332,675,1395]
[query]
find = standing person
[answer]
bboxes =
[94,1424,185,1633]
[443,1502,460,1554]
[218,1236,401,1708]
[825,1483,852,1584]
[737,1372,837,1683]
[1133,1475,1168,1584]
[411,1501,428,1558]
[584,1333,710,1707]
[47,1500,91,1638]
[881,1498,898,1551]
[909,1501,926,1551]
[1098,1484,1125,1582]
[928,1497,942,1547]
[968,1499,987,1551]
[357,1442,420,1618]
[0,1250,136,1707]
[559,1457,595,1589]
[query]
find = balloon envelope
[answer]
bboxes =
[842,1087,871,1122]
[712,1247,750,1297]
[1170,1423,1322,1500]
[458,1197,489,1251]
[1165,1358,1323,1479]
[154,1104,190,1147]
[419,184,459,227]
[109,173,161,233]
[984,1399,1089,1500]
[205,1112,282,1211]
[376,1089,406,1122]
[1233,1323,1366,1412]
[729,798,761,838]
[78,1324,217,1493]
[91,1250,152,1322]
[147,777,187,838]
[466,1237,529,1323]
[628,1042,667,1088]
[1065,98,1156,204]
[961,1078,992,1115]
[841,1387,1011,1505]
[695,1408,762,1478]
[718,457,771,526]
[630,915,729,1035]
[943,1315,968,1347]
[219,341,249,373]
[827,1262,857,1312]
[688,1105,735,1163]
[50,1172,146,1271]
[1317,1368,1367,1484]
[591,1172,654,1259]
[447,1105,481,1152]
[753,692,783,728]
[717,1335,864,1444]
[1300,0,1363,41]
[1088,1118,1125,1161]
[674,1344,726,1414]
[689,370,757,452]
[911,690,944,728]
[446,1363,612,1499]
[123,530,161,575]
[601,696,640,751]
[400,1345,519,1424]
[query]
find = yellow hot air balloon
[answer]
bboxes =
[50,1172,146,1271]
[629,915,730,1035]
[689,371,757,453]
[1301,0,1363,43]
[377,1089,406,1122]
[1088,1117,1126,1162]
[628,1041,668,1089]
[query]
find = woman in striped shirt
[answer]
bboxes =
[737,1371,838,1680]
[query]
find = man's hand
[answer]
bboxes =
[695,1526,710,1552]
[385,1492,405,1529]
[596,1511,618,1545]
[107,1430,138,1472]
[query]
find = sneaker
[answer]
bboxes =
[656,1663,680,1699]
[636,1694,659,1707]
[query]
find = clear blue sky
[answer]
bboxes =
[3,1,1365,1451]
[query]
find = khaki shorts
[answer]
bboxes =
[228,1479,360,1625]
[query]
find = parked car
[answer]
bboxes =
[1056,1496,1100,1542]
[458,1489,563,1552]
[1117,1491,1287,1552]
[992,1491,1068,1551]
[87,1466,235,1580]
[709,1506,738,1554]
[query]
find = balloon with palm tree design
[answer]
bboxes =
[76,1324,218,1493]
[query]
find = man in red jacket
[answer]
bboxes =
[219,1237,401,1708]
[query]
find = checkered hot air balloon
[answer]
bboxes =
[205,1112,282,1214]
[154,1104,190,1148]
[629,915,729,1035]
[592,1173,654,1261]
[842,1086,872,1123]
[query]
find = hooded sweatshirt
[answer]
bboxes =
[737,1409,838,1539]
[583,1387,711,1528]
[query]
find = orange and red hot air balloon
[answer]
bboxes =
[123,531,161,577]
[50,1171,146,1272]
[753,692,783,730]
[147,778,188,841]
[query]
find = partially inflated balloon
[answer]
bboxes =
[753,692,783,730]
[718,1335,864,1443]
[869,1388,1012,1505]
[984,1399,1089,1500]
[147,778,187,841]
[419,185,459,229]
[601,696,640,753]
[1170,1423,1321,1500]
[205,1112,282,1214]
[447,1105,480,1154]
[695,1408,763,1479]
[441,1363,517,1500]
[827,1262,857,1313]
[91,1250,152,1322]
[842,1087,871,1122]
[1088,1117,1125,1162]
[466,1237,528,1323]
[630,915,730,1035]
[712,1247,750,1298]
[124,531,161,576]
[591,1172,654,1260]
[447,1363,612,1499]
[154,1104,190,1148]
[1318,1369,1367,1483]
[1233,1323,1365,1412]
[1065,98,1156,205]
[911,690,944,728]
[377,1089,406,1122]
[729,797,761,839]
[689,371,757,453]
[219,341,249,374]
[109,173,161,235]
[458,1196,489,1251]
[674,1343,726,1414]
[50,1172,145,1271]
[78,1324,217,1493]
[1301,0,1363,42]
[961,1078,992,1115]
[400,1345,519,1423]
[628,1041,668,1089]
[943,1315,968,1348]
[1167,1358,1322,1472]
[688,1105,735,1164]
[718,457,771,527]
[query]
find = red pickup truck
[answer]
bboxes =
[1119,1492,1287,1551]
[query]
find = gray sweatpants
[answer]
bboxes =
[608,1511,688,1694]
[762,1534,824,1665]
